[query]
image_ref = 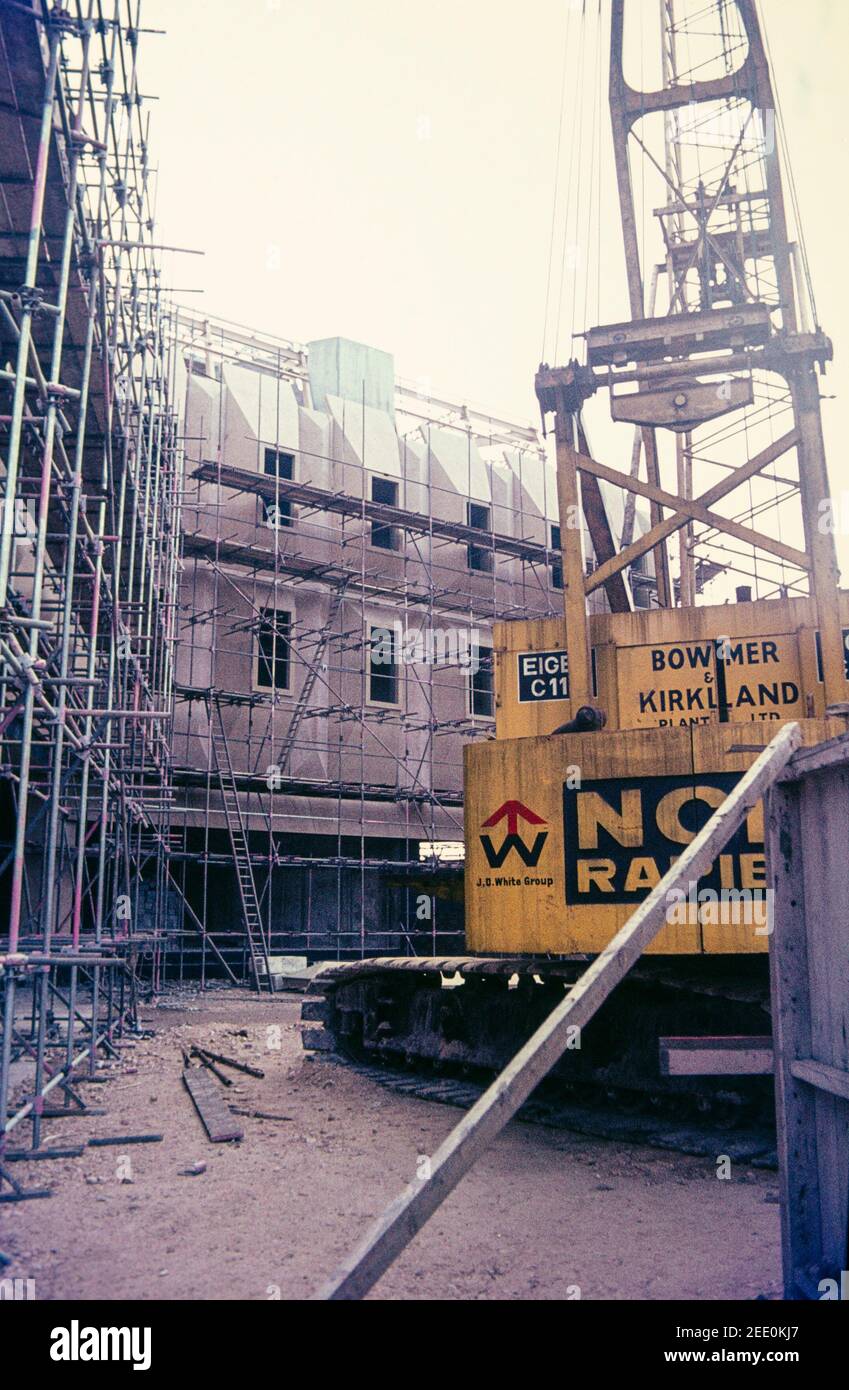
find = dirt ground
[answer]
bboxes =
[0,989,782,1301]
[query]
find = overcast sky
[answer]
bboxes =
[141,0,849,565]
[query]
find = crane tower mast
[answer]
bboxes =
[536,0,846,713]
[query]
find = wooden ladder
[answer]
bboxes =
[208,695,273,991]
[275,583,347,776]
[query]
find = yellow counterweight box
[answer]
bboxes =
[464,719,841,956]
[493,591,849,740]
[465,588,849,957]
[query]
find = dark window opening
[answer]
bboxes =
[369,624,399,704]
[630,551,653,610]
[550,523,563,590]
[470,643,494,717]
[467,501,493,572]
[256,607,291,690]
[263,448,295,528]
[371,476,400,550]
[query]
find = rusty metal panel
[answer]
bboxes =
[610,376,753,431]
[586,305,772,368]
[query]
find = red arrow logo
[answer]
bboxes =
[482,800,547,836]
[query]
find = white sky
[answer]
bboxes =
[141,0,849,569]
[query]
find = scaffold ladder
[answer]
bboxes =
[276,583,347,775]
[208,695,273,991]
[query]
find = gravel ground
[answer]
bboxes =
[0,989,782,1301]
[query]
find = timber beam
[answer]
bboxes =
[583,429,803,596]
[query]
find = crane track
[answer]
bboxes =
[317,1053,777,1166]
[300,954,777,1162]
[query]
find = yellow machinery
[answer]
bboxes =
[463,0,848,970]
[302,0,847,1108]
[466,596,847,957]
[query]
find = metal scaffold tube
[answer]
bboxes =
[0,0,183,1188]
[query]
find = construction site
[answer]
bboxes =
[1,0,847,1330]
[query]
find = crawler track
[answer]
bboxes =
[329,1056,777,1166]
[300,954,776,1156]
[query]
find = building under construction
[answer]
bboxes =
[168,311,656,985]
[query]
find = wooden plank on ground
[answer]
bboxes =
[317,721,802,1300]
[182,1068,244,1143]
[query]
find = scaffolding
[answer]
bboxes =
[0,3,668,1146]
[0,1,182,1190]
[165,307,636,984]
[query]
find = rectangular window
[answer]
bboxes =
[369,624,399,704]
[263,448,295,528]
[467,501,493,572]
[256,607,291,691]
[469,643,494,717]
[550,523,563,590]
[631,552,653,609]
[370,476,399,550]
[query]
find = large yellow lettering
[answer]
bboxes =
[623,857,661,893]
[576,859,616,893]
[740,853,766,887]
[576,789,643,849]
[655,785,725,844]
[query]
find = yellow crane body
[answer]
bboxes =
[464,592,848,956]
